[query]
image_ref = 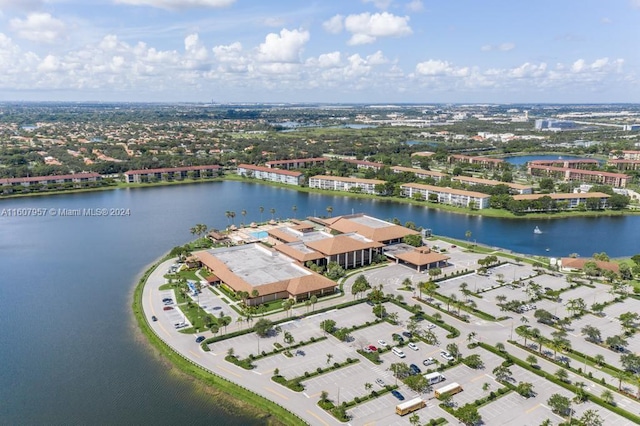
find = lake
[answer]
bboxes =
[1,180,638,423]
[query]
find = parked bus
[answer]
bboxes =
[395,397,426,416]
[434,382,462,398]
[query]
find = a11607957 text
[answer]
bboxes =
[1,207,131,217]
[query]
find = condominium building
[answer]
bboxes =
[512,192,610,209]
[400,183,491,209]
[342,159,385,170]
[237,164,304,186]
[265,157,327,170]
[391,166,446,182]
[451,175,533,194]
[124,165,221,183]
[0,172,101,188]
[308,175,384,194]
[447,154,504,169]
[527,164,630,188]
[528,159,600,169]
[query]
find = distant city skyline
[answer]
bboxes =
[0,0,638,103]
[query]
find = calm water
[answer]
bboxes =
[1,181,638,423]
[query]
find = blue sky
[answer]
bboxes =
[0,0,638,103]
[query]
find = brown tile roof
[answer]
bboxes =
[305,234,383,256]
[267,228,301,243]
[395,248,450,267]
[326,215,420,243]
[560,258,619,273]
[274,244,326,262]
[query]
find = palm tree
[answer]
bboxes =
[326,353,333,365]
[291,205,297,219]
[225,210,231,224]
[310,295,318,312]
[241,209,247,225]
[326,205,333,217]
[270,208,276,221]
[229,211,236,225]
[259,206,264,222]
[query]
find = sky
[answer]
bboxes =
[0,0,639,103]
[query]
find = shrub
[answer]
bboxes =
[317,367,323,373]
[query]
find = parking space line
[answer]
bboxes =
[471,374,488,382]
[189,350,201,359]
[264,386,289,401]
[306,409,330,426]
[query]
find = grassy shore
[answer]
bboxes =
[3,173,639,220]
[132,256,305,426]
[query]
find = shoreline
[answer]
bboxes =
[3,174,639,220]
[132,254,304,426]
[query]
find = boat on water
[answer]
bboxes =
[534,226,542,234]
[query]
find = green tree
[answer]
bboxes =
[320,319,336,334]
[526,354,537,366]
[515,382,535,398]
[547,393,571,416]
[456,403,481,426]
[254,318,273,337]
[555,367,569,383]
[579,409,603,426]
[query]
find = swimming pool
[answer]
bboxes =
[250,231,268,239]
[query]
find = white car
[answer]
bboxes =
[377,339,388,347]
[440,351,454,361]
[408,342,419,351]
[425,323,436,330]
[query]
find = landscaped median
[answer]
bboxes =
[133,256,306,426]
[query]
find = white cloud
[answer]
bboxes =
[601,17,613,24]
[257,28,309,63]
[362,0,393,10]
[366,50,388,65]
[481,42,515,52]
[630,0,640,9]
[261,17,285,28]
[415,59,453,76]
[308,51,342,68]
[499,42,515,51]
[405,0,424,12]
[571,59,586,73]
[10,12,66,44]
[322,15,344,34]
[344,12,412,45]
[113,0,235,9]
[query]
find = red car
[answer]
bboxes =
[368,345,378,352]
[163,306,173,311]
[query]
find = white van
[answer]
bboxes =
[424,372,445,385]
[392,347,406,358]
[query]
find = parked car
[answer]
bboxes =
[391,390,405,401]
[162,297,172,303]
[151,315,158,322]
[425,323,436,330]
[407,342,419,351]
[392,347,406,358]
[163,306,173,311]
[368,345,378,352]
[195,336,205,343]
[362,346,372,353]
[409,364,422,375]
[440,351,454,361]
[402,331,412,338]
[423,357,436,366]
[366,300,375,306]
[377,339,388,347]
[375,378,385,387]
